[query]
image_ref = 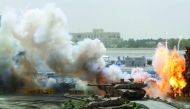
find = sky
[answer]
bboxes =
[0,0,190,39]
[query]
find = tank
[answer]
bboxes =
[62,95,148,109]
[85,97,132,109]
[88,79,147,100]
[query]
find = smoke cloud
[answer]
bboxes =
[0,4,106,91]
[100,65,151,83]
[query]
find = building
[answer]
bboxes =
[71,29,123,47]
[134,56,146,67]
[125,56,134,67]
[124,56,146,67]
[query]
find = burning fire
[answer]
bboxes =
[153,45,186,97]
[168,48,186,96]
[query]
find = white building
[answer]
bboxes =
[71,29,123,47]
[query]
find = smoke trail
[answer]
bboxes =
[177,36,182,51]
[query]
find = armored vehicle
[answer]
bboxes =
[63,95,149,109]
[88,79,147,100]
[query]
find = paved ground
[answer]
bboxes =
[0,95,64,109]
[134,100,177,109]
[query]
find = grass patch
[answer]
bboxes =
[61,99,86,109]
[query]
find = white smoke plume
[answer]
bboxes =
[74,79,88,91]
[46,78,57,88]
[131,67,151,82]
[101,65,151,83]
[102,65,125,82]
[0,4,106,89]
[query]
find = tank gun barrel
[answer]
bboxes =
[87,83,113,86]
[62,95,88,102]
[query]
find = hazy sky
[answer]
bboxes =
[0,0,190,39]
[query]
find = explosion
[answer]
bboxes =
[153,44,186,97]
[0,3,188,99]
[168,48,186,96]
[97,43,187,98]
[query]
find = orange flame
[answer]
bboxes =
[168,48,186,96]
[154,46,186,97]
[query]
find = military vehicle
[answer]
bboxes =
[63,95,149,109]
[88,78,147,100]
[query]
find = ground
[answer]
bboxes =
[134,100,177,109]
[0,95,188,109]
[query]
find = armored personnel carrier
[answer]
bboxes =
[88,79,147,100]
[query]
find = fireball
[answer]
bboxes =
[168,48,186,96]
[153,45,186,97]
